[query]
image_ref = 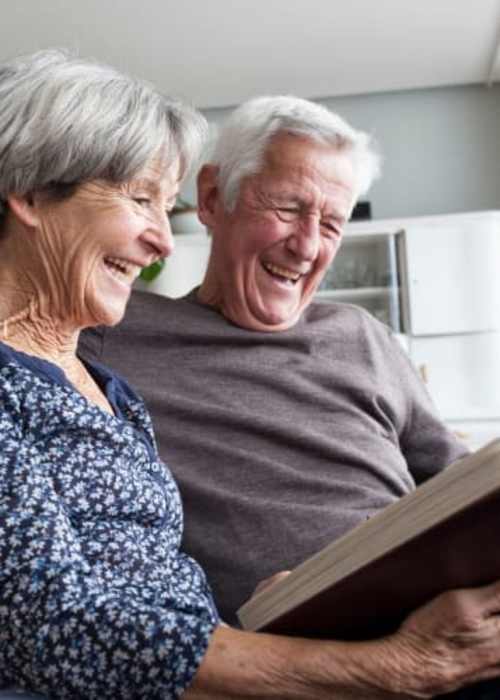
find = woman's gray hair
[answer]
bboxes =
[211,95,381,210]
[0,48,207,223]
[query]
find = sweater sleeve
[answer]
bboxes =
[0,393,217,699]
[386,331,470,483]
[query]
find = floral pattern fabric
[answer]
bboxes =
[0,341,218,699]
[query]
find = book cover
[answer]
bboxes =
[238,439,500,640]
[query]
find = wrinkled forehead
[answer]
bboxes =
[262,132,353,173]
[133,155,182,191]
[145,148,182,180]
[251,133,356,206]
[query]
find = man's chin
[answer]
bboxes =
[246,304,302,333]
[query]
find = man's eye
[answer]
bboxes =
[276,207,299,220]
[134,197,151,206]
[321,221,342,238]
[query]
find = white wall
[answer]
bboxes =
[182,83,500,220]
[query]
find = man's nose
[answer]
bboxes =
[286,216,320,261]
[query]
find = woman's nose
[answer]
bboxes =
[153,211,176,258]
[141,213,175,260]
[157,214,175,258]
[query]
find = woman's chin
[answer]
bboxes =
[83,298,128,329]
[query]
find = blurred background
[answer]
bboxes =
[2,0,500,218]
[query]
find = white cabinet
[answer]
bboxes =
[409,333,500,421]
[399,215,500,336]
[344,210,500,336]
[445,420,500,452]
[344,211,500,432]
[317,232,401,331]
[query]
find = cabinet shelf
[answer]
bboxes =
[316,286,395,301]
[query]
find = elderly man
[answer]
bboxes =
[81,96,500,698]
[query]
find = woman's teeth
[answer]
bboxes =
[104,256,140,282]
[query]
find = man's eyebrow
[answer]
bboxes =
[265,189,304,202]
[323,210,348,227]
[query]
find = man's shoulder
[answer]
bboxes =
[80,291,188,363]
[122,289,180,324]
[111,289,208,334]
[304,300,391,340]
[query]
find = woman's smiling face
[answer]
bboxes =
[199,134,356,332]
[24,158,180,329]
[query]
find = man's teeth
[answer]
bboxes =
[263,262,301,282]
[104,256,140,281]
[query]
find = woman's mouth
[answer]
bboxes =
[103,256,141,285]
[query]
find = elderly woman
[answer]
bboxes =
[0,49,220,698]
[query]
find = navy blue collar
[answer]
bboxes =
[0,339,137,420]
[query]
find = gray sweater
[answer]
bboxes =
[80,290,467,624]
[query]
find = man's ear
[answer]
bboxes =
[197,164,220,228]
[7,193,40,228]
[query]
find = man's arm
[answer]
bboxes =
[186,580,500,699]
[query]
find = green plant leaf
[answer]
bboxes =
[140,259,166,282]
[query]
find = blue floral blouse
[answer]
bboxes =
[0,340,219,699]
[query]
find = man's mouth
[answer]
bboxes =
[103,256,142,285]
[262,261,302,285]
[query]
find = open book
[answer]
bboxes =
[238,439,500,640]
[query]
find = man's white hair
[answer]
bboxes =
[210,95,381,210]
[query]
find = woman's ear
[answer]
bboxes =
[7,193,40,228]
[197,164,220,228]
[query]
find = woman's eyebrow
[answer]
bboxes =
[131,177,159,192]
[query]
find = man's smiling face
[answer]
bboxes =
[198,133,356,332]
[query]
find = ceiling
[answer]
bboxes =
[2,0,500,108]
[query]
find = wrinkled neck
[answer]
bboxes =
[0,295,80,367]
[197,264,223,312]
[0,220,80,365]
